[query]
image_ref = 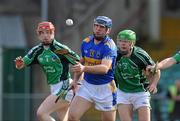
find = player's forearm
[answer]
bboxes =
[78,72,84,81]
[73,72,82,82]
[158,57,176,70]
[150,70,161,85]
[84,65,109,74]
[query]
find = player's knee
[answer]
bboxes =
[37,109,43,119]
[36,108,46,119]
[138,117,150,121]
[138,114,150,121]
[68,115,77,121]
[119,118,132,121]
[68,113,79,121]
[102,116,116,121]
[119,115,132,121]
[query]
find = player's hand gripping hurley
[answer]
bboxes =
[150,61,159,75]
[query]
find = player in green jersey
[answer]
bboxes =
[114,29,160,121]
[148,51,180,71]
[15,22,80,121]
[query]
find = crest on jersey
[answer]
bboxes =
[90,49,95,57]
[51,55,57,61]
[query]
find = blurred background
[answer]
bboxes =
[0,0,179,121]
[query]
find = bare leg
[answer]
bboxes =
[117,104,133,121]
[137,106,150,121]
[101,110,116,121]
[37,94,69,121]
[56,106,69,121]
[68,96,92,121]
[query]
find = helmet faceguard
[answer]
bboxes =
[37,22,55,34]
[117,30,136,42]
[94,16,112,28]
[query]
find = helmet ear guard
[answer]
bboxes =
[36,21,55,33]
[117,30,136,42]
[94,16,112,28]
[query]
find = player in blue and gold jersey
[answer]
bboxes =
[68,16,117,121]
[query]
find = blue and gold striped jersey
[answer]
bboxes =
[81,35,117,85]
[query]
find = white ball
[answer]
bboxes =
[66,19,73,26]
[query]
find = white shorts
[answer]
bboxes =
[117,89,151,110]
[76,80,117,111]
[50,79,74,102]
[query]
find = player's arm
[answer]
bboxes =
[142,54,161,93]
[157,57,177,70]
[60,45,80,62]
[15,55,36,70]
[147,68,161,85]
[148,69,160,94]
[72,58,84,82]
[84,58,112,74]
[72,57,112,74]
[15,45,40,69]
[70,58,84,92]
[55,43,80,65]
[145,64,161,94]
[65,47,80,62]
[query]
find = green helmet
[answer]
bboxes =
[117,30,136,42]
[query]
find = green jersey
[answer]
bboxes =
[173,51,180,63]
[23,39,80,84]
[114,46,154,92]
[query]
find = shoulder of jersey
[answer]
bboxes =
[32,43,43,50]
[83,36,91,43]
[135,46,148,55]
[104,39,116,49]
